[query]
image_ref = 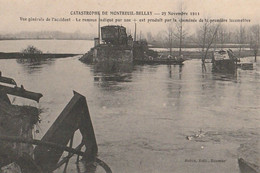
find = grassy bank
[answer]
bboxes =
[0,52,80,59]
[149,43,251,49]
[158,50,255,59]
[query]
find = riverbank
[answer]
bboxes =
[158,50,255,59]
[149,43,251,49]
[0,52,80,59]
[1,50,254,61]
[80,49,255,63]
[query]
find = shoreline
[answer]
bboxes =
[149,44,251,49]
[0,49,255,60]
[158,50,255,59]
[0,52,81,59]
[0,38,93,41]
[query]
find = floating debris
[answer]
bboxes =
[186,129,205,141]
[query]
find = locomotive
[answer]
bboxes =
[101,25,128,45]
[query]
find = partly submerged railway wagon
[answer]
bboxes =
[212,49,237,73]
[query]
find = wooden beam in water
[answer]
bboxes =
[0,135,111,173]
[238,158,258,173]
[0,135,86,156]
[33,91,98,172]
[0,84,42,102]
[0,92,11,104]
[52,142,84,171]
[0,75,17,85]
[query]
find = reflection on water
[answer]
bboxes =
[90,61,133,86]
[167,64,183,79]
[0,56,259,173]
[212,73,237,82]
[76,161,97,173]
[92,61,133,74]
[16,58,55,74]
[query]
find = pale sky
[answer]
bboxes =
[0,0,259,35]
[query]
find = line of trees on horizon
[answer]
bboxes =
[143,20,259,62]
[0,30,96,40]
[140,2,260,62]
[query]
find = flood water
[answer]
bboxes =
[0,40,259,173]
[0,40,93,54]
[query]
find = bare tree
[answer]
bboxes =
[146,32,153,43]
[165,24,174,56]
[218,25,228,49]
[154,30,164,47]
[236,24,246,58]
[194,20,220,63]
[250,24,260,62]
[173,1,187,56]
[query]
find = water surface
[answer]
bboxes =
[0,40,259,173]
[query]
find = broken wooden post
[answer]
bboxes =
[0,75,17,85]
[0,72,43,103]
[0,85,43,102]
[33,91,98,172]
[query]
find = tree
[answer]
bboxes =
[249,24,260,62]
[194,20,220,63]
[22,45,42,54]
[218,25,228,49]
[236,24,246,58]
[146,32,153,43]
[165,24,174,56]
[154,31,164,48]
[173,2,187,56]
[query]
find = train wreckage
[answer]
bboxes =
[79,24,188,65]
[79,24,185,65]
[0,71,111,173]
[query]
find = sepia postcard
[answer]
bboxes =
[0,0,259,173]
